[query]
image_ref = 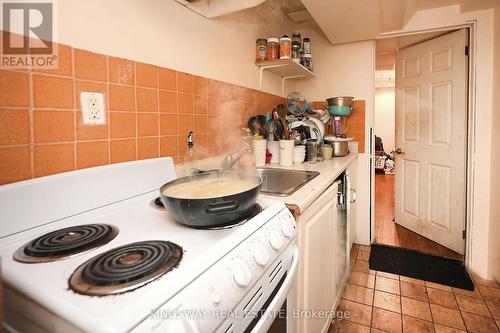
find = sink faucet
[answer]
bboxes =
[222,130,253,171]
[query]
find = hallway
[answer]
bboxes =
[374,174,463,260]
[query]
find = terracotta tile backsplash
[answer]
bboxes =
[0,40,283,185]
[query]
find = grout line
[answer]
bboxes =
[28,62,34,179]
[71,46,77,170]
[105,56,111,164]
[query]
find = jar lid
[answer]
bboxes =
[280,37,292,42]
[267,37,279,43]
[256,38,267,43]
[303,37,310,42]
[292,32,301,36]
[303,54,312,58]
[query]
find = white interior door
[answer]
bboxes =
[394,29,468,254]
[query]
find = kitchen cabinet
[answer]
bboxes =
[294,181,340,333]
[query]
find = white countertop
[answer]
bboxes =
[259,153,358,214]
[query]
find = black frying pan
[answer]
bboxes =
[159,172,262,228]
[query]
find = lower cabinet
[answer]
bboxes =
[294,181,343,333]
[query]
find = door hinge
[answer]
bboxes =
[462,230,466,239]
[465,45,469,56]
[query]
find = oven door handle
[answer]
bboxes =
[250,246,299,333]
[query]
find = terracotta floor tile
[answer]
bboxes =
[401,296,432,321]
[376,276,400,295]
[371,307,402,333]
[486,300,500,320]
[338,300,372,326]
[352,260,376,275]
[377,271,400,280]
[402,315,434,333]
[348,271,376,289]
[401,281,428,302]
[426,282,452,292]
[374,290,401,313]
[430,304,466,330]
[357,246,371,261]
[433,324,466,333]
[427,288,458,309]
[496,319,500,329]
[342,283,374,306]
[350,244,360,259]
[371,329,387,333]
[328,319,370,333]
[456,294,491,317]
[479,286,500,303]
[452,287,482,299]
[462,312,499,333]
[400,276,426,287]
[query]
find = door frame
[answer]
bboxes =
[371,22,477,268]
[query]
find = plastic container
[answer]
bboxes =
[253,139,267,167]
[321,144,333,160]
[279,36,292,59]
[266,38,279,61]
[279,139,294,166]
[256,38,267,62]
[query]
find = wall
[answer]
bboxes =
[489,6,500,283]
[381,5,496,279]
[0,42,283,185]
[55,0,292,96]
[374,87,395,151]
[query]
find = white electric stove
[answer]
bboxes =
[0,158,298,333]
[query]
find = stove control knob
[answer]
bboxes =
[211,291,221,305]
[281,220,295,238]
[232,260,252,288]
[164,319,200,333]
[269,230,283,251]
[253,243,269,267]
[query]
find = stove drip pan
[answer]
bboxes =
[69,240,183,296]
[14,224,119,263]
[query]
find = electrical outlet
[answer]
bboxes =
[80,92,106,125]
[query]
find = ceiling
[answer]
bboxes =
[298,0,500,44]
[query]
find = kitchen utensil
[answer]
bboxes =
[159,171,262,228]
[326,96,354,107]
[306,140,319,164]
[323,136,353,157]
[326,96,356,117]
[253,139,267,167]
[321,144,333,160]
[330,116,349,137]
[266,118,277,140]
[286,91,309,116]
[276,104,290,139]
[279,139,294,166]
[304,116,324,142]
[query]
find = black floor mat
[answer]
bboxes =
[369,244,474,291]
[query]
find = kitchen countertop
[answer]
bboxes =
[259,153,358,215]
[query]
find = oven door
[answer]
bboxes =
[244,246,299,333]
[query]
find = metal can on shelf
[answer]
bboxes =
[292,32,302,48]
[256,38,267,62]
[279,36,292,59]
[266,37,279,61]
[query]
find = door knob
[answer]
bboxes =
[394,147,404,155]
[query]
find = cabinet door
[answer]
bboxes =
[347,160,358,248]
[303,184,337,333]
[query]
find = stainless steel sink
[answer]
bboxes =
[256,168,320,196]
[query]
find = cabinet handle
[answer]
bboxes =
[337,192,344,206]
[350,189,357,203]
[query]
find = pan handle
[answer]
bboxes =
[205,201,240,214]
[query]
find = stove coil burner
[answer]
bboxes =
[13,224,119,263]
[199,204,263,230]
[69,240,183,296]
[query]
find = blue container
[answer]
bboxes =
[327,105,352,116]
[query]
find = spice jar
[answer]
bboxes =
[302,54,312,71]
[303,37,311,54]
[266,38,279,61]
[292,44,301,62]
[279,36,292,59]
[256,38,267,62]
[292,32,302,48]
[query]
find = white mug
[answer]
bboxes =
[279,139,294,167]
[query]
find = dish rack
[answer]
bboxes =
[374,155,387,170]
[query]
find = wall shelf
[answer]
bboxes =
[256,58,316,95]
